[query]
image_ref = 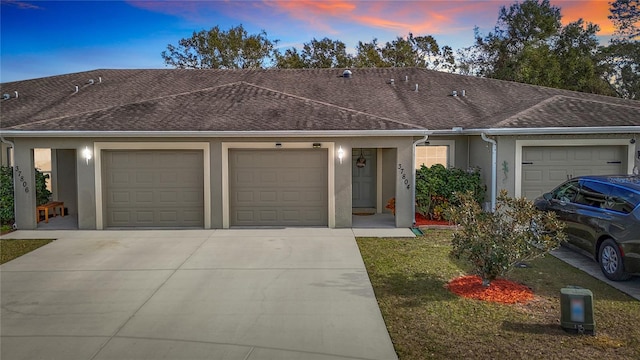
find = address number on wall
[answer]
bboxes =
[398,164,410,190]
[14,165,30,193]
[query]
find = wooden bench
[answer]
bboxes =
[36,201,64,223]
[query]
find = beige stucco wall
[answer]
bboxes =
[53,149,78,216]
[381,148,397,214]
[1,142,11,166]
[8,135,417,230]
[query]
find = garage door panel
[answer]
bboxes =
[522,146,624,200]
[136,171,154,184]
[103,150,204,228]
[229,149,328,226]
[159,211,177,222]
[260,171,278,183]
[548,149,568,161]
[135,191,153,203]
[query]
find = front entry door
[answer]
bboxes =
[352,148,377,208]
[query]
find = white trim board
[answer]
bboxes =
[221,142,336,229]
[514,139,635,197]
[93,142,211,230]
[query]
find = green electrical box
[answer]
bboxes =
[560,287,595,335]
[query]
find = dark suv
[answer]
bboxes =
[534,175,640,281]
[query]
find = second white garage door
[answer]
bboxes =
[521,145,625,199]
[229,149,328,227]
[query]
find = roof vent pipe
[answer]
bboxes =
[390,78,395,85]
[405,75,409,82]
[88,79,95,85]
[98,76,102,83]
[414,84,418,92]
[74,85,79,93]
[462,89,466,97]
[14,91,18,98]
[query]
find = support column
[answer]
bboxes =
[13,145,36,229]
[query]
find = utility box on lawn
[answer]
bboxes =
[560,287,595,335]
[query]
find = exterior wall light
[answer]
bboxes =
[337,146,345,164]
[82,146,92,164]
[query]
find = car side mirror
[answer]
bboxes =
[543,192,552,201]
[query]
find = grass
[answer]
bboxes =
[357,229,640,360]
[0,239,54,264]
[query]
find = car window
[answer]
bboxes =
[575,180,609,208]
[552,180,580,203]
[606,186,640,214]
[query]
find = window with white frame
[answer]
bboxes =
[415,145,448,169]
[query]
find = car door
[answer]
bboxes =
[544,180,581,241]
[571,180,612,255]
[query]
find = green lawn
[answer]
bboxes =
[357,229,640,360]
[1,239,54,264]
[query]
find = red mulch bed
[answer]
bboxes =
[414,213,451,226]
[447,275,534,304]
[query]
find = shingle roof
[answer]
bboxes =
[1,68,638,133]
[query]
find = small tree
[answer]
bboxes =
[448,190,566,286]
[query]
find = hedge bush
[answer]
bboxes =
[415,164,484,220]
[0,166,52,225]
[0,166,14,225]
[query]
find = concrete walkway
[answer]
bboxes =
[551,246,640,301]
[1,229,409,360]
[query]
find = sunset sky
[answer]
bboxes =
[0,0,616,82]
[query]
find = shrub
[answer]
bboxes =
[0,166,52,225]
[415,164,484,219]
[447,190,567,286]
[34,169,52,206]
[0,166,14,225]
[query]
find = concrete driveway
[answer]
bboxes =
[1,229,403,360]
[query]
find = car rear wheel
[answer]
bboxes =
[599,239,631,281]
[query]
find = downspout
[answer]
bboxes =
[412,134,429,225]
[480,133,497,212]
[0,135,17,228]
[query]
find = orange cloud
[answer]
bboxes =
[265,0,484,36]
[555,0,615,35]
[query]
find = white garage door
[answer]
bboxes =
[229,149,328,227]
[521,146,625,199]
[103,150,204,228]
